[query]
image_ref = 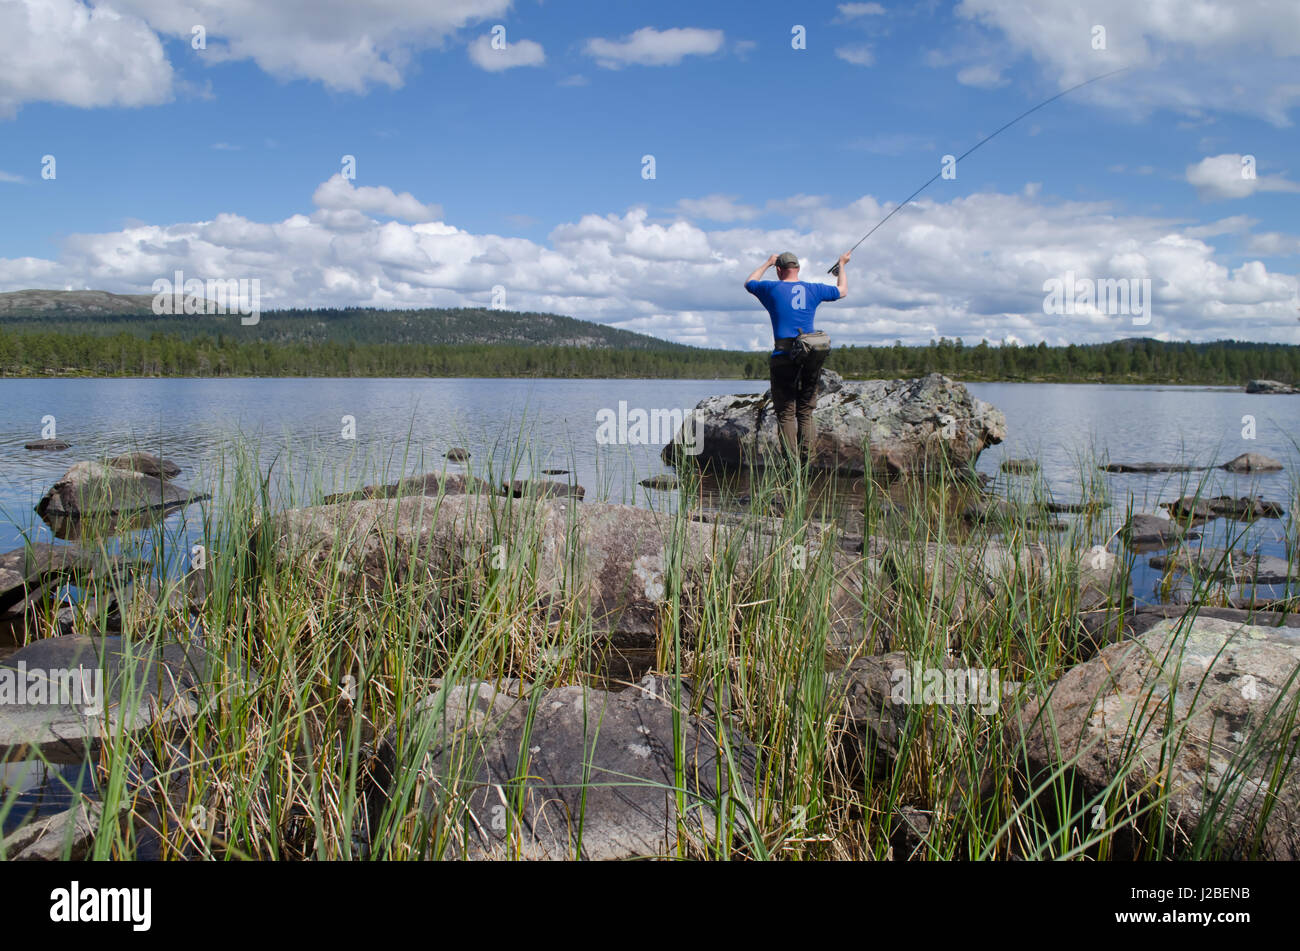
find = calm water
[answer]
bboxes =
[1,377,1297,599]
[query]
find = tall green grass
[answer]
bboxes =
[2,436,1297,861]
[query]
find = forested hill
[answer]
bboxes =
[0,290,687,351]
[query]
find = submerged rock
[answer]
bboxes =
[1000,458,1039,474]
[24,440,70,451]
[374,675,758,859]
[639,475,679,490]
[445,447,471,462]
[1150,547,1298,584]
[1099,461,1206,473]
[662,372,1006,477]
[1017,616,1300,859]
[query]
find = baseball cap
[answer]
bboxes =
[776,251,799,268]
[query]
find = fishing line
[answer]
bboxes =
[828,66,1130,274]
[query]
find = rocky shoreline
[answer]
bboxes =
[3,380,1298,861]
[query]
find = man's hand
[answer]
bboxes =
[745,255,779,287]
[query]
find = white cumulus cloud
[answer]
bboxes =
[0,0,173,118]
[1186,154,1300,200]
[312,174,443,223]
[467,33,545,72]
[1,177,1296,350]
[584,27,725,69]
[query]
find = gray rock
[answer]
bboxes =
[105,452,181,479]
[0,542,140,614]
[502,479,585,500]
[1221,452,1283,473]
[322,471,491,505]
[0,635,227,764]
[1000,458,1039,474]
[662,372,1006,477]
[639,475,679,490]
[1,798,103,860]
[375,675,758,859]
[1150,547,1298,584]
[1122,513,1193,549]
[1245,379,1298,394]
[24,439,70,451]
[1162,495,1284,521]
[1017,616,1300,859]
[445,447,471,462]
[1099,461,1207,473]
[35,461,208,539]
[264,497,873,669]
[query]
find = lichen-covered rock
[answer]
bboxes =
[375,676,758,859]
[263,497,873,667]
[662,372,1005,477]
[1017,616,1300,859]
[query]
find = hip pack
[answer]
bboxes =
[790,329,831,363]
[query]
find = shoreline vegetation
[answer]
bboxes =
[2,433,1298,860]
[0,301,1298,384]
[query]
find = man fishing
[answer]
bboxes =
[744,249,850,461]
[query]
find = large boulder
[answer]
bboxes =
[263,496,873,669]
[1246,379,1298,394]
[662,372,1006,477]
[1017,616,1300,859]
[373,676,758,859]
[35,461,208,538]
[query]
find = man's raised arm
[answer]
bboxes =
[835,250,851,300]
[745,254,778,289]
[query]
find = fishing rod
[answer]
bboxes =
[829,66,1129,275]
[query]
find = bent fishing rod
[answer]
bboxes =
[829,66,1129,275]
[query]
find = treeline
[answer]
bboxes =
[1,327,1298,385]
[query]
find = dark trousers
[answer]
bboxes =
[769,349,828,459]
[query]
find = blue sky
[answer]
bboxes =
[0,0,1297,349]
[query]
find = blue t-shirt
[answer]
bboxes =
[745,279,840,354]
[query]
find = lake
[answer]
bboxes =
[1,377,1297,606]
